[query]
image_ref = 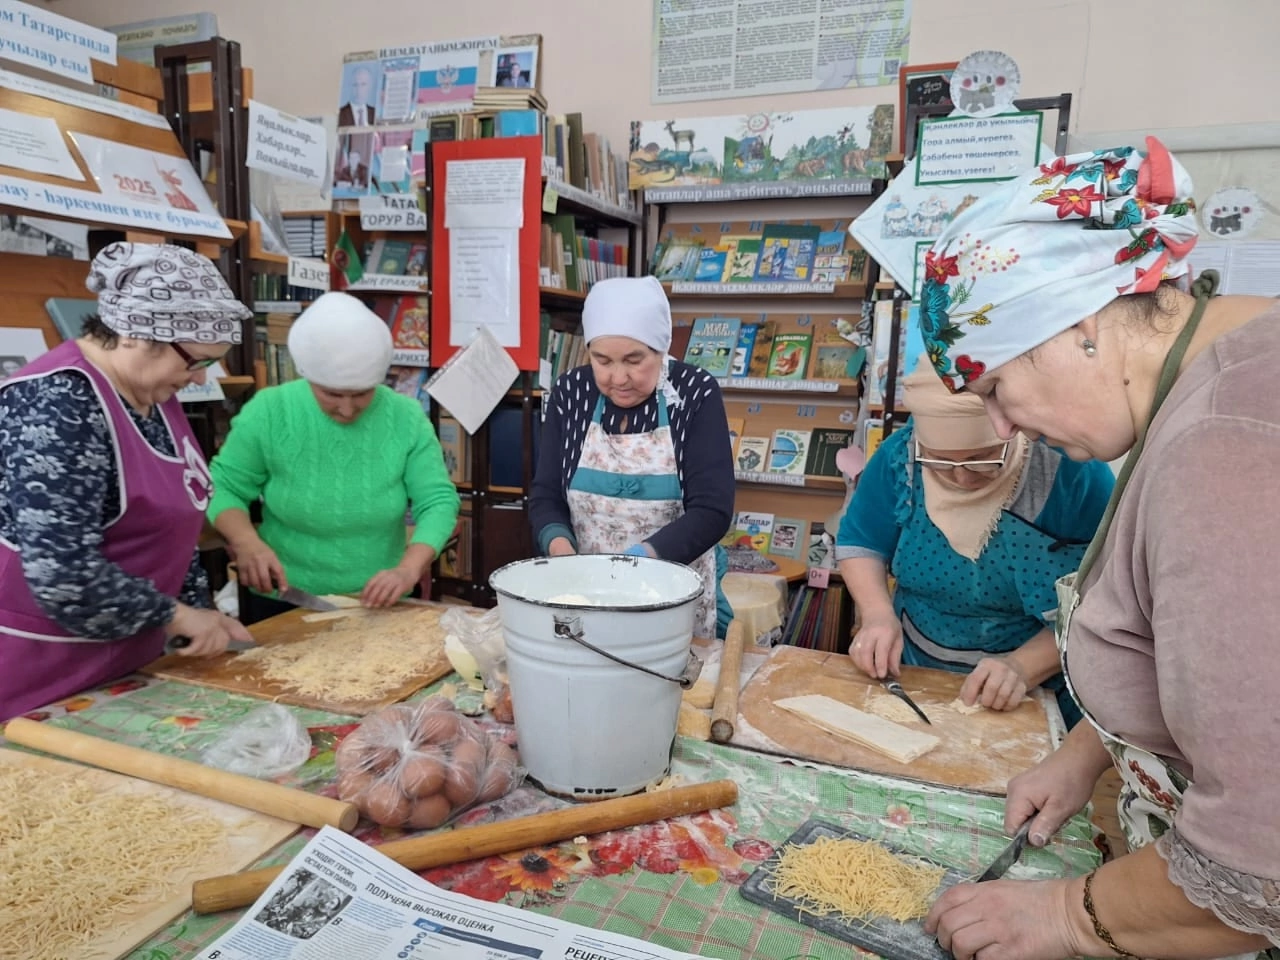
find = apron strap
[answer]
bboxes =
[1075,271,1219,587]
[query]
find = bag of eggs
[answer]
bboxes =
[334,695,522,829]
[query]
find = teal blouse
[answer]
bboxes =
[836,425,1115,726]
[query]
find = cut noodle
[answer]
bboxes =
[234,607,446,702]
[765,836,946,924]
[0,764,227,960]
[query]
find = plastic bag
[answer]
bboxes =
[202,703,312,778]
[440,607,513,723]
[334,696,522,829]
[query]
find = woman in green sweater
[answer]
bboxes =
[208,292,460,624]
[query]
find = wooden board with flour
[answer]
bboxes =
[734,646,1057,794]
[143,603,454,716]
[0,748,297,960]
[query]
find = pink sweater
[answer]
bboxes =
[1069,303,1280,938]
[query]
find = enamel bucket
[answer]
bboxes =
[489,554,704,800]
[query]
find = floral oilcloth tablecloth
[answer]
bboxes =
[8,676,1104,960]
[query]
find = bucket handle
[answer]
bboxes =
[552,615,702,689]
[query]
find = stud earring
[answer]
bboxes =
[1082,339,1097,357]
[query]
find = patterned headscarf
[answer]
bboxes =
[919,136,1198,391]
[86,242,250,345]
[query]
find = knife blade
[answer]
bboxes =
[278,586,341,612]
[976,823,1031,882]
[882,679,932,724]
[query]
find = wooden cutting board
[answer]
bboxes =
[143,602,454,715]
[0,747,297,960]
[734,646,1055,794]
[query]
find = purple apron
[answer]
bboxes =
[0,341,211,719]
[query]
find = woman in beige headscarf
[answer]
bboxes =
[834,359,1114,726]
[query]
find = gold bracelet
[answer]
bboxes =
[1083,870,1141,959]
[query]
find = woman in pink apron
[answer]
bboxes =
[0,243,253,720]
[528,276,735,640]
[897,140,1279,959]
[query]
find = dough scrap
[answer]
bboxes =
[949,697,984,715]
[776,694,940,763]
[677,702,711,740]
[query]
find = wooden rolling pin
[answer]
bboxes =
[3,717,358,832]
[193,777,738,914]
[711,619,746,743]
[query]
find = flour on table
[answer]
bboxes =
[864,693,925,725]
[949,697,984,715]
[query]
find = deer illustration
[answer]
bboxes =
[664,120,695,153]
[795,157,828,178]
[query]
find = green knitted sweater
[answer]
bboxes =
[208,381,460,596]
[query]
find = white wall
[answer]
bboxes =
[47,0,1278,152]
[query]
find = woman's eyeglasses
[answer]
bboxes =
[169,342,220,371]
[915,440,1010,475]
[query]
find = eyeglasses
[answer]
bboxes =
[915,440,1010,475]
[169,342,220,371]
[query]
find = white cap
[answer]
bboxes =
[581,276,672,354]
[287,292,393,390]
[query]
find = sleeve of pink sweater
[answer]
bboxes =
[1144,417,1280,937]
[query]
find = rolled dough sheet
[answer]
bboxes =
[775,694,941,763]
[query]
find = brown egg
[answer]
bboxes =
[416,709,462,746]
[443,738,485,808]
[398,753,447,799]
[365,745,402,775]
[476,759,516,804]
[361,778,411,827]
[406,793,453,830]
[485,739,517,769]
[335,768,374,803]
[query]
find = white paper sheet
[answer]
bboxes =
[426,325,518,434]
[444,158,524,229]
[177,361,226,403]
[0,107,81,180]
[448,227,520,347]
[246,101,328,188]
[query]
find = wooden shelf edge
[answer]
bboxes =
[92,57,163,102]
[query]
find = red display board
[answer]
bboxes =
[429,136,542,371]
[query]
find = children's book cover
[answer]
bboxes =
[683,317,742,377]
[766,332,812,380]
[747,319,776,377]
[389,296,430,366]
[730,323,757,377]
[735,435,771,473]
[768,428,811,475]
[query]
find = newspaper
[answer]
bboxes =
[199,825,704,960]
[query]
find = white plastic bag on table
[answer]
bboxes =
[202,703,312,778]
[440,606,513,722]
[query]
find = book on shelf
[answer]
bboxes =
[808,326,866,380]
[729,324,757,377]
[539,214,628,293]
[765,332,812,380]
[388,296,430,366]
[805,428,859,478]
[767,428,810,476]
[725,417,744,459]
[436,413,470,485]
[735,436,771,473]
[650,219,866,287]
[768,516,808,561]
[386,366,430,413]
[683,317,741,378]
[44,298,96,342]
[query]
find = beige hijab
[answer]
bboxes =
[903,361,1029,560]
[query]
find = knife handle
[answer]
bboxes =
[167,636,192,650]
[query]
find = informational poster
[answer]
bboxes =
[64,132,229,238]
[915,113,1042,185]
[246,101,327,188]
[0,68,171,130]
[0,327,47,383]
[651,0,911,104]
[0,0,116,85]
[0,107,81,180]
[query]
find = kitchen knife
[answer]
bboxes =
[975,823,1031,882]
[278,586,341,612]
[882,679,932,725]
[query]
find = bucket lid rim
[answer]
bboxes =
[487,554,706,611]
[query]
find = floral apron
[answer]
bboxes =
[1055,274,1271,959]
[567,391,718,639]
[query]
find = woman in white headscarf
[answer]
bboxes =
[208,292,459,623]
[836,361,1113,728]
[528,276,735,639]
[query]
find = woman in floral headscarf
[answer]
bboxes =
[916,139,1280,960]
